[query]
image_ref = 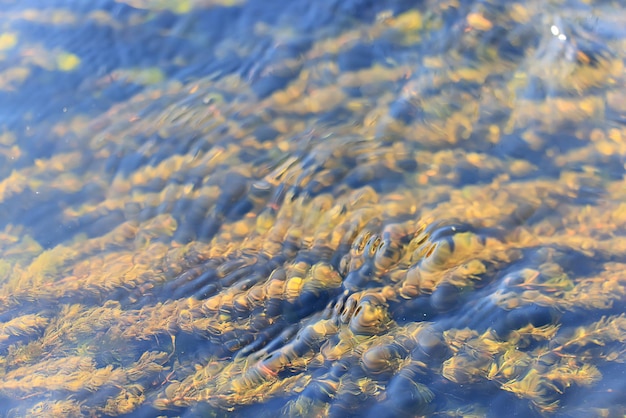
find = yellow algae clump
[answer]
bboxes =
[509,3,531,23]
[467,13,493,31]
[0,67,31,91]
[391,10,423,32]
[56,52,81,71]
[388,10,423,44]
[114,67,166,85]
[0,32,18,50]
[0,131,16,146]
[115,0,192,13]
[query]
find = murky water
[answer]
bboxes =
[0,0,625,416]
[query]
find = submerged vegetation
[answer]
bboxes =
[0,0,625,416]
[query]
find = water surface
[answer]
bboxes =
[0,0,625,416]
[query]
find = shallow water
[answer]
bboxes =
[0,0,625,416]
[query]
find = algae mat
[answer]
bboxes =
[0,0,626,416]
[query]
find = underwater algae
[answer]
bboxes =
[0,0,626,416]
